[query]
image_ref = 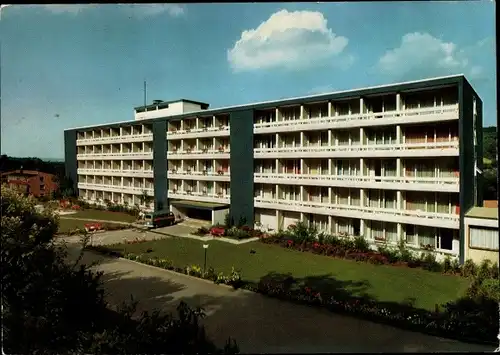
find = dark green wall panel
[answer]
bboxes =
[64,130,78,194]
[458,79,475,264]
[153,120,168,211]
[229,109,254,225]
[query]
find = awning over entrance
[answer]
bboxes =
[170,199,229,211]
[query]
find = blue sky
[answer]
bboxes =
[1,2,496,159]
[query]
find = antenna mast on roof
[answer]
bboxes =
[144,80,147,108]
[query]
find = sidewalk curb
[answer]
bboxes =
[87,249,252,294]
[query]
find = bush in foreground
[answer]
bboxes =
[1,184,238,354]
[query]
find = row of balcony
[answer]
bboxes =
[254,173,459,193]
[254,197,459,230]
[254,105,458,133]
[77,168,153,178]
[167,125,230,140]
[77,182,154,195]
[77,133,154,146]
[77,152,153,160]
[167,190,230,204]
[76,104,458,146]
[254,141,459,158]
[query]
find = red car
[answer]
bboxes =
[210,227,225,237]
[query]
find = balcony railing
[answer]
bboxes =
[254,141,458,155]
[167,125,229,136]
[168,170,230,178]
[76,133,153,145]
[77,182,154,195]
[254,104,458,130]
[77,168,153,177]
[168,190,230,202]
[77,151,153,159]
[254,197,459,222]
[254,173,458,185]
[167,148,231,156]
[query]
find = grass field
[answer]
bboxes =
[106,237,470,311]
[70,210,137,223]
[57,218,126,233]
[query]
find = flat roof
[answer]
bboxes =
[134,99,210,111]
[170,199,229,211]
[65,74,473,132]
[466,207,499,220]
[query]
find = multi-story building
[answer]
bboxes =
[1,169,59,198]
[64,75,483,262]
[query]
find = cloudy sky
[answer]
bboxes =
[1,2,496,159]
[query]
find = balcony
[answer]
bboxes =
[254,141,459,159]
[254,197,459,230]
[168,169,230,181]
[76,151,153,160]
[76,133,153,146]
[167,190,230,203]
[77,168,153,178]
[254,173,459,193]
[254,104,459,134]
[77,182,154,195]
[167,148,230,160]
[167,125,230,140]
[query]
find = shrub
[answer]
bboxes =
[397,240,414,262]
[477,259,494,279]
[443,256,452,274]
[194,227,209,236]
[461,259,477,278]
[420,252,442,272]
[377,245,400,264]
[237,216,247,228]
[223,213,232,228]
[353,236,370,252]
[287,221,318,244]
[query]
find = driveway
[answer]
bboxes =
[65,246,493,354]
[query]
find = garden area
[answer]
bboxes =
[86,220,499,345]
[192,214,262,240]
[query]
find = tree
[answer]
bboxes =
[1,185,239,354]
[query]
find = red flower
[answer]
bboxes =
[313,242,320,249]
[287,240,293,246]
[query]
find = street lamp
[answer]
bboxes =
[203,244,209,275]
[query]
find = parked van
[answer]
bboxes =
[143,210,175,229]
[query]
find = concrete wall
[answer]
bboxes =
[464,216,499,264]
[458,79,476,264]
[212,208,229,226]
[182,102,205,114]
[64,130,78,195]
[153,120,167,211]
[229,109,254,225]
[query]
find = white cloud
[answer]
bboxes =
[376,32,489,81]
[227,9,352,72]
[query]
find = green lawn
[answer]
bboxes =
[71,209,137,223]
[106,237,469,311]
[58,218,125,233]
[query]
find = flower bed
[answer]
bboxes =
[84,245,497,346]
[192,225,262,240]
[259,222,499,279]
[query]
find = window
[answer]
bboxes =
[469,227,499,250]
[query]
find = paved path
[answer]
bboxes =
[64,244,493,354]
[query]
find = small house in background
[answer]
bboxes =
[483,200,498,208]
[0,169,59,198]
[464,206,499,264]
